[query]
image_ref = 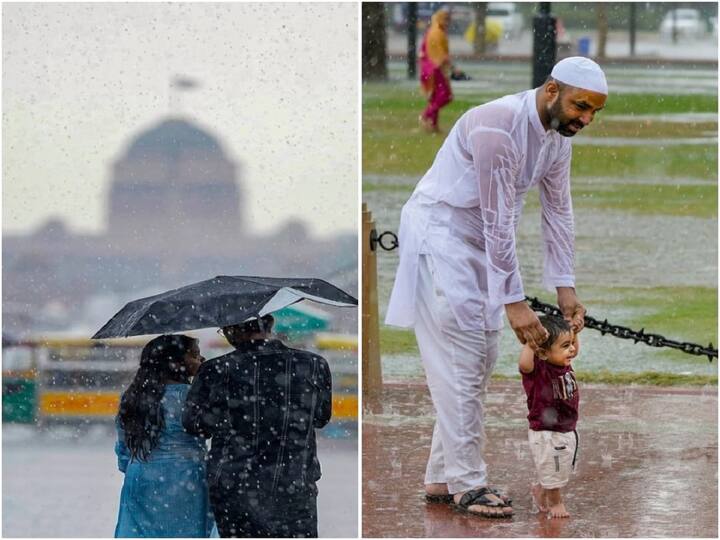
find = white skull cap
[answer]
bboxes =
[550,56,608,95]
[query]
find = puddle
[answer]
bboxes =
[603,112,718,123]
[381,61,718,96]
[572,136,717,146]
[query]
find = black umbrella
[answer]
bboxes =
[92,275,357,339]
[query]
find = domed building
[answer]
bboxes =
[3,115,356,335]
[107,118,242,246]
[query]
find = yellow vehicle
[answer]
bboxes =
[315,332,358,424]
[28,336,147,423]
[4,332,357,434]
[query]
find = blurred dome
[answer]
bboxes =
[125,118,224,160]
[108,116,242,243]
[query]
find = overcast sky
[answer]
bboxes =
[3,2,358,238]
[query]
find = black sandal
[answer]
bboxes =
[425,488,512,506]
[451,487,514,519]
[489,487,513,506]
[424,493,453,503]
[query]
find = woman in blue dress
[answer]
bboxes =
[114,334,216,538]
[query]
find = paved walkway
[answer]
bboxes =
[362,381,717,537]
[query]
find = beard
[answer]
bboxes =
[547,98,584,137]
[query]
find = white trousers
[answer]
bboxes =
[414,255,500,494]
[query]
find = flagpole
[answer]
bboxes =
[169,75,200,116]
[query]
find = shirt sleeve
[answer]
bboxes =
[539,142,575,290]
[314,357,332,429]
[468,126,526,306]
[114,416,130,473]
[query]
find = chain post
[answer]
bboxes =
[361,204,383,402]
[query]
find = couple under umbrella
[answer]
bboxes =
[95,276,357,538]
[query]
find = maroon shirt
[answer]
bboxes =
[521,355,579,432]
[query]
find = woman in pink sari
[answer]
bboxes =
[419,9,453,133]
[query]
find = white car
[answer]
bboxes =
[659,9,707,40]
[486,2,524,40]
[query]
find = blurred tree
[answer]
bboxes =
[596,2,608,60]
[473,2,487,56]
[362,2,388,81]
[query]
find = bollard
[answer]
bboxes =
[407,2,417,79]
[361,203,383,402]
[532,3,557,88]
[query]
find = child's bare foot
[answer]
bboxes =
[530,483,547,513]
[547,501,570,518]
[544,487,569,518]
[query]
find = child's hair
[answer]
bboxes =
[538,314,572,350]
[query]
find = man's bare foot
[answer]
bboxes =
[530,483,547,513]
[424,483,452,503]
[425,483,449,496]
[453,489,513,517]
[547,501,570,518]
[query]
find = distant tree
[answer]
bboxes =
[473,3,488,56]
[596,2,608,60]
[362,3,388,81]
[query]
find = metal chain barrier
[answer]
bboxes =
[527,297,716,362]
[372,228,717,362]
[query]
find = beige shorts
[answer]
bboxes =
[528,429,578,489]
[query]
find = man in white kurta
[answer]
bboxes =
[385,57,607,516]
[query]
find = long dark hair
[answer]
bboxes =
[118,334,197,462]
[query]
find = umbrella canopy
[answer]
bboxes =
[92,275,357,339]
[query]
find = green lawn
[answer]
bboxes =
[570,145,718,185]
[363,84,718,179]
[362,84,718,115]
[380,284,718,379]
[365,179,717,218]
[580,286,719,348]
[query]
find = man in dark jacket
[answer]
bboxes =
[182,315,332,538]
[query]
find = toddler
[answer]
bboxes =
[518,314,579,518]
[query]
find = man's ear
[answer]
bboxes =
[544,79,560,101]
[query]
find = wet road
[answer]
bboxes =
[3,428,357,538]
[362,382,717,537]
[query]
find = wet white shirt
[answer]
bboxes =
[385,89,575,331]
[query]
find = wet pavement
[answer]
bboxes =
[379,60,718,96]
[3,427,357,538]
[362,381,717,537]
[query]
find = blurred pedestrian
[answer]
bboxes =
[419,8,453,133]
[183,315,332,538]
[114,334,215,537]
[386,56,607,518]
